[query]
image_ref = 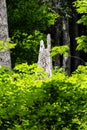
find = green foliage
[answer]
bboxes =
[74,0,87,53]
[14,63,48,79]
[0,63,87,129]
[77,15,87,26]
[74,0,87,14]
[76,35,87,52]
[7,0,58,35]
[11,30,46,67]
[0,39,16,52]
[12,30,46,50]
[51,45,69,57]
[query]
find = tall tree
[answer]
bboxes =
[47,0,71,74]
[0,0,11,68]
[45,0,81,73]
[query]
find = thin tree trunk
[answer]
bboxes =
[0,0,11,68]
[72,16,80,69]
[69,11,80,72]
[54,24,61,67]
[62,17,71,75]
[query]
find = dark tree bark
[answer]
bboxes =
[62,17,71,75]
[70,14,80,72]
[54,20,61,67]
[49,0,62,67]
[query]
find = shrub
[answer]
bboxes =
[0,64,87,129]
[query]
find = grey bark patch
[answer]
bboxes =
[0,0,11,68]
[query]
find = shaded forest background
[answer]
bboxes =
[6,0,87,73]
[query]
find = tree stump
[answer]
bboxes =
[38,34,52,76]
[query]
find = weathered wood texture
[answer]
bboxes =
[0,0,11,68]
[38,34,52,76]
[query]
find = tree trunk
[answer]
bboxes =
[62,17,71,75]
[70,14,80,72]
[0,0,11,68]
[49,0,62,67]
[54,22,61,67]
